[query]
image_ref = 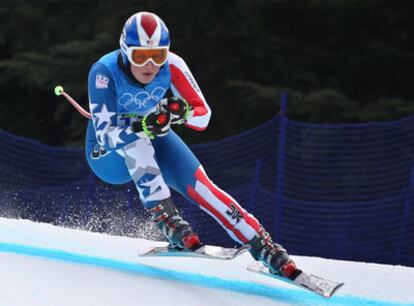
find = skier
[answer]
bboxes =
[86,11,297,278]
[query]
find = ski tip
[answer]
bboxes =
[247,262,344,299]
[325,282,345,298]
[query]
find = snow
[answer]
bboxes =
[0,218,413,306]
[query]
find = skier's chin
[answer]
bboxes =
[130,64,160,84]
[134,72,156,84]
[135,73,156,84]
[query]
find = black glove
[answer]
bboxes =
[160,97,193,125]
[132,110,171,139]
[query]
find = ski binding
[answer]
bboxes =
[247,261,344,298]
[140,244,250,260]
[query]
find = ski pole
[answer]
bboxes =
[54,85,92,119]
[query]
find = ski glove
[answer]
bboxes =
[132,110,171,139]
[160,97,193,125]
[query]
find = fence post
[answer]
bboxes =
[274,93,288,242]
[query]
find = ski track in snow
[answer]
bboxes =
[0,218,413,306]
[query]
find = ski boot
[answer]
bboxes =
[248,226,299,279]
[147,198,202,251]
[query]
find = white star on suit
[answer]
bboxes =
[107,127,124,148]
[93,104,116,128]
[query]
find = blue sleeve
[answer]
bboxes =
[88,62,140,151]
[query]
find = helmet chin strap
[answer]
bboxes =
[120,51,130,66]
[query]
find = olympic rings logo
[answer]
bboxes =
[118,87,166,111]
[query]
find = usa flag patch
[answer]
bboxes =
[95,74,109,89]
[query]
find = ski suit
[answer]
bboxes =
[86,50,261,244]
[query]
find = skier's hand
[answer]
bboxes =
[132,110,171,139]
[160,97,193,125]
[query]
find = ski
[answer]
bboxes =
[140,244,250,260]
[247,261,344,298]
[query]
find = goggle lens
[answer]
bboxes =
[131,48,168,66]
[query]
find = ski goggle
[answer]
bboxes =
[126,47,169,67]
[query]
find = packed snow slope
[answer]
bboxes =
[0,218,413,306]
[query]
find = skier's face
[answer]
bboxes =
[130,62,160,84]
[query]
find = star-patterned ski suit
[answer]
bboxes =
[86,50,262,244]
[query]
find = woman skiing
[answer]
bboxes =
[86,11,297,278]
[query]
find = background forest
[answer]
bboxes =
[0,0,413,146]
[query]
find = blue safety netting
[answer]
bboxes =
[1,102,413,267]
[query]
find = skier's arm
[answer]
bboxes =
[168,53,211,131]
[88,63,141,151]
